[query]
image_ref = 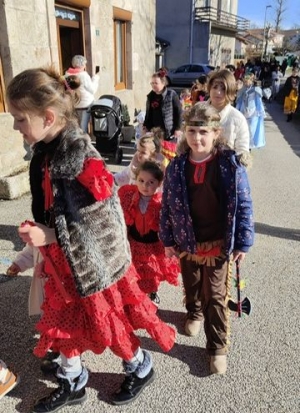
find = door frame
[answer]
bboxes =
[55,4,85,73]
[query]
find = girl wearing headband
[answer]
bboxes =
[160,102,254,375]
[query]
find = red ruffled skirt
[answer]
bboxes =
[35,244,176,360]
[129,238,180,293]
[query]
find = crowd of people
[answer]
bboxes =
[3,52,298,411]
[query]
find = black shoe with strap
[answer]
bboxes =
[40,352,61,375]
[149,292,160,305]
[111,368,155,405]
[32,377,87,413]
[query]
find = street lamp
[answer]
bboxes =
[261,5,272,60]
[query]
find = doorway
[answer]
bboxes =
[59,26,83,73]
[55,5,85,73]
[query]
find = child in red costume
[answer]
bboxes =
[6,67,176,413]
[118,161,180,304]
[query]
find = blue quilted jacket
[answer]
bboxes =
[159,149,254,257]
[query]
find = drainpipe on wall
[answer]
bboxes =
[189,0,195,63]
[208,21,212,65]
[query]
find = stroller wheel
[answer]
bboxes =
[115,148,123,164]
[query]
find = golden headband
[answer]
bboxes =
[186,120,220,127]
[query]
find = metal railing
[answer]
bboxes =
[195,6,250,32]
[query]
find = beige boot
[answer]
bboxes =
[0,361,19,400]
[210,355,227,375]
[184,319,201,337]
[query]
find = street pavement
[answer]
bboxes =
[0,100,299,413]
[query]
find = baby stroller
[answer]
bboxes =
[90,95,123,164]
[261,79,272,103]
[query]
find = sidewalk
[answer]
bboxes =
[0,101,299,413]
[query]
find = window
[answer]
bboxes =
[190,65,205,73]
[113,7,132,90]
[176,65,190,73]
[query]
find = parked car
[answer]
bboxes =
[166,63,215,86]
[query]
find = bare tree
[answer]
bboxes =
[273,0,288,31]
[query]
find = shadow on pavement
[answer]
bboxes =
[155,309,209,377]
[255,222,300,241]
[0,224,24,251]
[156,309,186,334]
[140,335,209,378]
[88,371,123,404]
[266,93,300,158]
[13,378,51,413]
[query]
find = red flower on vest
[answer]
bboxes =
[151,100,160,109]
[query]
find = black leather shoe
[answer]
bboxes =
[149,292,160,305]
[32,377,87,412]
[40,352,61,375]
[111,368,155,405]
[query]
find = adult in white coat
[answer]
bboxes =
[65,55,100,132]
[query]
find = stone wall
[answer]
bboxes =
[0,114,29,199]
[0,0,156,198]
[0,114,27,177]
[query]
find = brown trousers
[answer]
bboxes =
[180,255,230,355]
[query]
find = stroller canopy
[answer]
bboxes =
[93,95,122,113]
[90,94,123,138]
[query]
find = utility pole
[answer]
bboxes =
[189,0,195,63]
[261,5,272,61]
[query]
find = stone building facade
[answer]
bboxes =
[0,0,156,198]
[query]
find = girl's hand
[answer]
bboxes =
[165,246,178,258]
[18,223,57,247]
[232,250,246,262]
[6,263,21,276]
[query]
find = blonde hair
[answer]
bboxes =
[181,88,191,96]
[132,129,166,174]
[177,102,222,155]
[138,130,162,155]
[6,66,79,123]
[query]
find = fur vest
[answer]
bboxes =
[47,126,131,296]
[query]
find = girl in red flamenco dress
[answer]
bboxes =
[118,161,180,305]
[6,67,176,413]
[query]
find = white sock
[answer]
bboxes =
[60,353,82,378]
[128,347,144,365]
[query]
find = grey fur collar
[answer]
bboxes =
[50,125,101,179]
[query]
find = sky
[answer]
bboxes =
[237,0,300,30]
